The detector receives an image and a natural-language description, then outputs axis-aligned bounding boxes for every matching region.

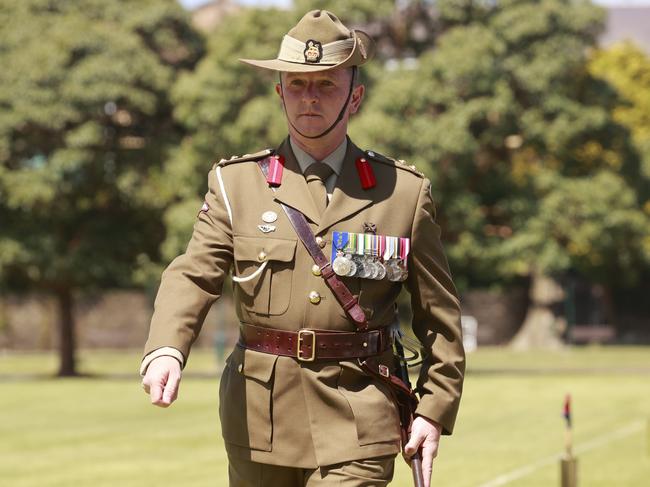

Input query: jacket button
[237,364,243,373]
[257,251,267,262]
[315,236,326,248]
[308,291,321,304]
[311,264,321,276]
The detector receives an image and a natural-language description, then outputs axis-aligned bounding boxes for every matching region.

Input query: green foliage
[2,0,648,305]
[589,41,650,183]
[161,8,292,258]
[352,0,650,289]
[500,170,650,284]
[293,0,395,24]
[0,0,203,291]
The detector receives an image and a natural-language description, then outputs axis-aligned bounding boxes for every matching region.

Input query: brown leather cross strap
[239,323,391,362]
[258,156,369,330]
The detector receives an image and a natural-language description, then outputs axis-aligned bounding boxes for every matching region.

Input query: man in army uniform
[141,10,464,487]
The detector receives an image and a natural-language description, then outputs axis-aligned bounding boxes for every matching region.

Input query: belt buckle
[297,329,316,362]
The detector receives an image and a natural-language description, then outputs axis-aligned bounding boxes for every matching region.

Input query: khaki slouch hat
[240,9,375,72]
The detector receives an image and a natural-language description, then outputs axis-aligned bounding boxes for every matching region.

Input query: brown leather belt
[238,323,392,362]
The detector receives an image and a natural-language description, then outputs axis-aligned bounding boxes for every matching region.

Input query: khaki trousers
[228,454,396,487]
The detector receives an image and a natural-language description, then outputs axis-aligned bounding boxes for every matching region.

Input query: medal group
[331,231,410,281]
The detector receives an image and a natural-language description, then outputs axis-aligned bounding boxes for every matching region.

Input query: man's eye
[319,80,335,87]
[289,79,306,87]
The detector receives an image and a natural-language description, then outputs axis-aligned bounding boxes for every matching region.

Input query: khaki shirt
[142,136,465,468]
[289,136,346,196]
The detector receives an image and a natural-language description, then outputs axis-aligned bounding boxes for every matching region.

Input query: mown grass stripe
[477,421,645,487]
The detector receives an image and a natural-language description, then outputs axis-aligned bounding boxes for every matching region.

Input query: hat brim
[239,30,375,73]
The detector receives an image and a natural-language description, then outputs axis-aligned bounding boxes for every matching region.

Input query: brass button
[257,251,267,262]
[311,264,322,276]
[237,364,243,373]
[315,236,326,248]
[308,291,321,304]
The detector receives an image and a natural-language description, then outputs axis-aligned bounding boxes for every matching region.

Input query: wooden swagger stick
[394,332,425,487]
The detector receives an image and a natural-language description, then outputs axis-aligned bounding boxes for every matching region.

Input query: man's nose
[302,82,319,103]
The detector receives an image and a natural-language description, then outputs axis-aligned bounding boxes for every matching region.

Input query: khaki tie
[304,162,333,214]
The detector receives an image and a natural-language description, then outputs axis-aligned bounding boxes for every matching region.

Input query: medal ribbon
[399,237,410,260]
[347,232,357,254]
[364,233,373,256]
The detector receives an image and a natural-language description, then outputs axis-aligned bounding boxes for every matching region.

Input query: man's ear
[275,82,283,98]
[349,84,365,115]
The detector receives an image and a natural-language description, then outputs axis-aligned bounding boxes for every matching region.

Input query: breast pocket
[233,235,297,315]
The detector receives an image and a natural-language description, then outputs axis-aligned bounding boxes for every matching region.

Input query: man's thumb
[404,431,424,457]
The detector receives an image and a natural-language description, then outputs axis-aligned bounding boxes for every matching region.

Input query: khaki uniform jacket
[143,137,465,468]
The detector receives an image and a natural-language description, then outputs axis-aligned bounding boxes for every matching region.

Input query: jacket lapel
[317,140,373,235]
[272,138,321,225]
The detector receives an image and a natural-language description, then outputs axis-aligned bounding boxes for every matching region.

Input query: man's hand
[403,415,442,487]
[141,356,182,408]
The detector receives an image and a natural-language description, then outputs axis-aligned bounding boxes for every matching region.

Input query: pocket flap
[242,348,279,383]
[234,236,297,263]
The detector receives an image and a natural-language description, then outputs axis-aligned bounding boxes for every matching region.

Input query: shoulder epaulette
[215,148,273,167]
[365,150,424,178]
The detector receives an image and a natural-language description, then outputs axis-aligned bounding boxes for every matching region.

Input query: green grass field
[1,347,649,486]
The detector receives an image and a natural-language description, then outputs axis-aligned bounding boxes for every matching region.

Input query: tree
[350,0,649,343]
[0,0,203,375]
[159,1,649,345]
[589,41,650,203]
[586,40,650,335]
[159,7,292,260]
[293,0,441,58]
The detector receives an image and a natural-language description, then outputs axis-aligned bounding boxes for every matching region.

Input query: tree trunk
[56,287,77,377]
[510,271,565,350]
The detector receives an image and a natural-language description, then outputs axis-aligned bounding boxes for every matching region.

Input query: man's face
[275,68,364,139]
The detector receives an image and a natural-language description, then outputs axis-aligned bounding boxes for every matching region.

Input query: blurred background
[0,1,649,486]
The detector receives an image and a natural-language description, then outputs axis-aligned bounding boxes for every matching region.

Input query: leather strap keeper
[239,323,391,362]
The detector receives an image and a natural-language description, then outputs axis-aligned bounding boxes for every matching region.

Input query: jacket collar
[289,136,347,176]
[272,136,374,235]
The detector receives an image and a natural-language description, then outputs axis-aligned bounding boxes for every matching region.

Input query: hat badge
[304,40,323,63]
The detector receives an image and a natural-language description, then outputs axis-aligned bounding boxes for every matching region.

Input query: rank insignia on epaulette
[330,231,410,281]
